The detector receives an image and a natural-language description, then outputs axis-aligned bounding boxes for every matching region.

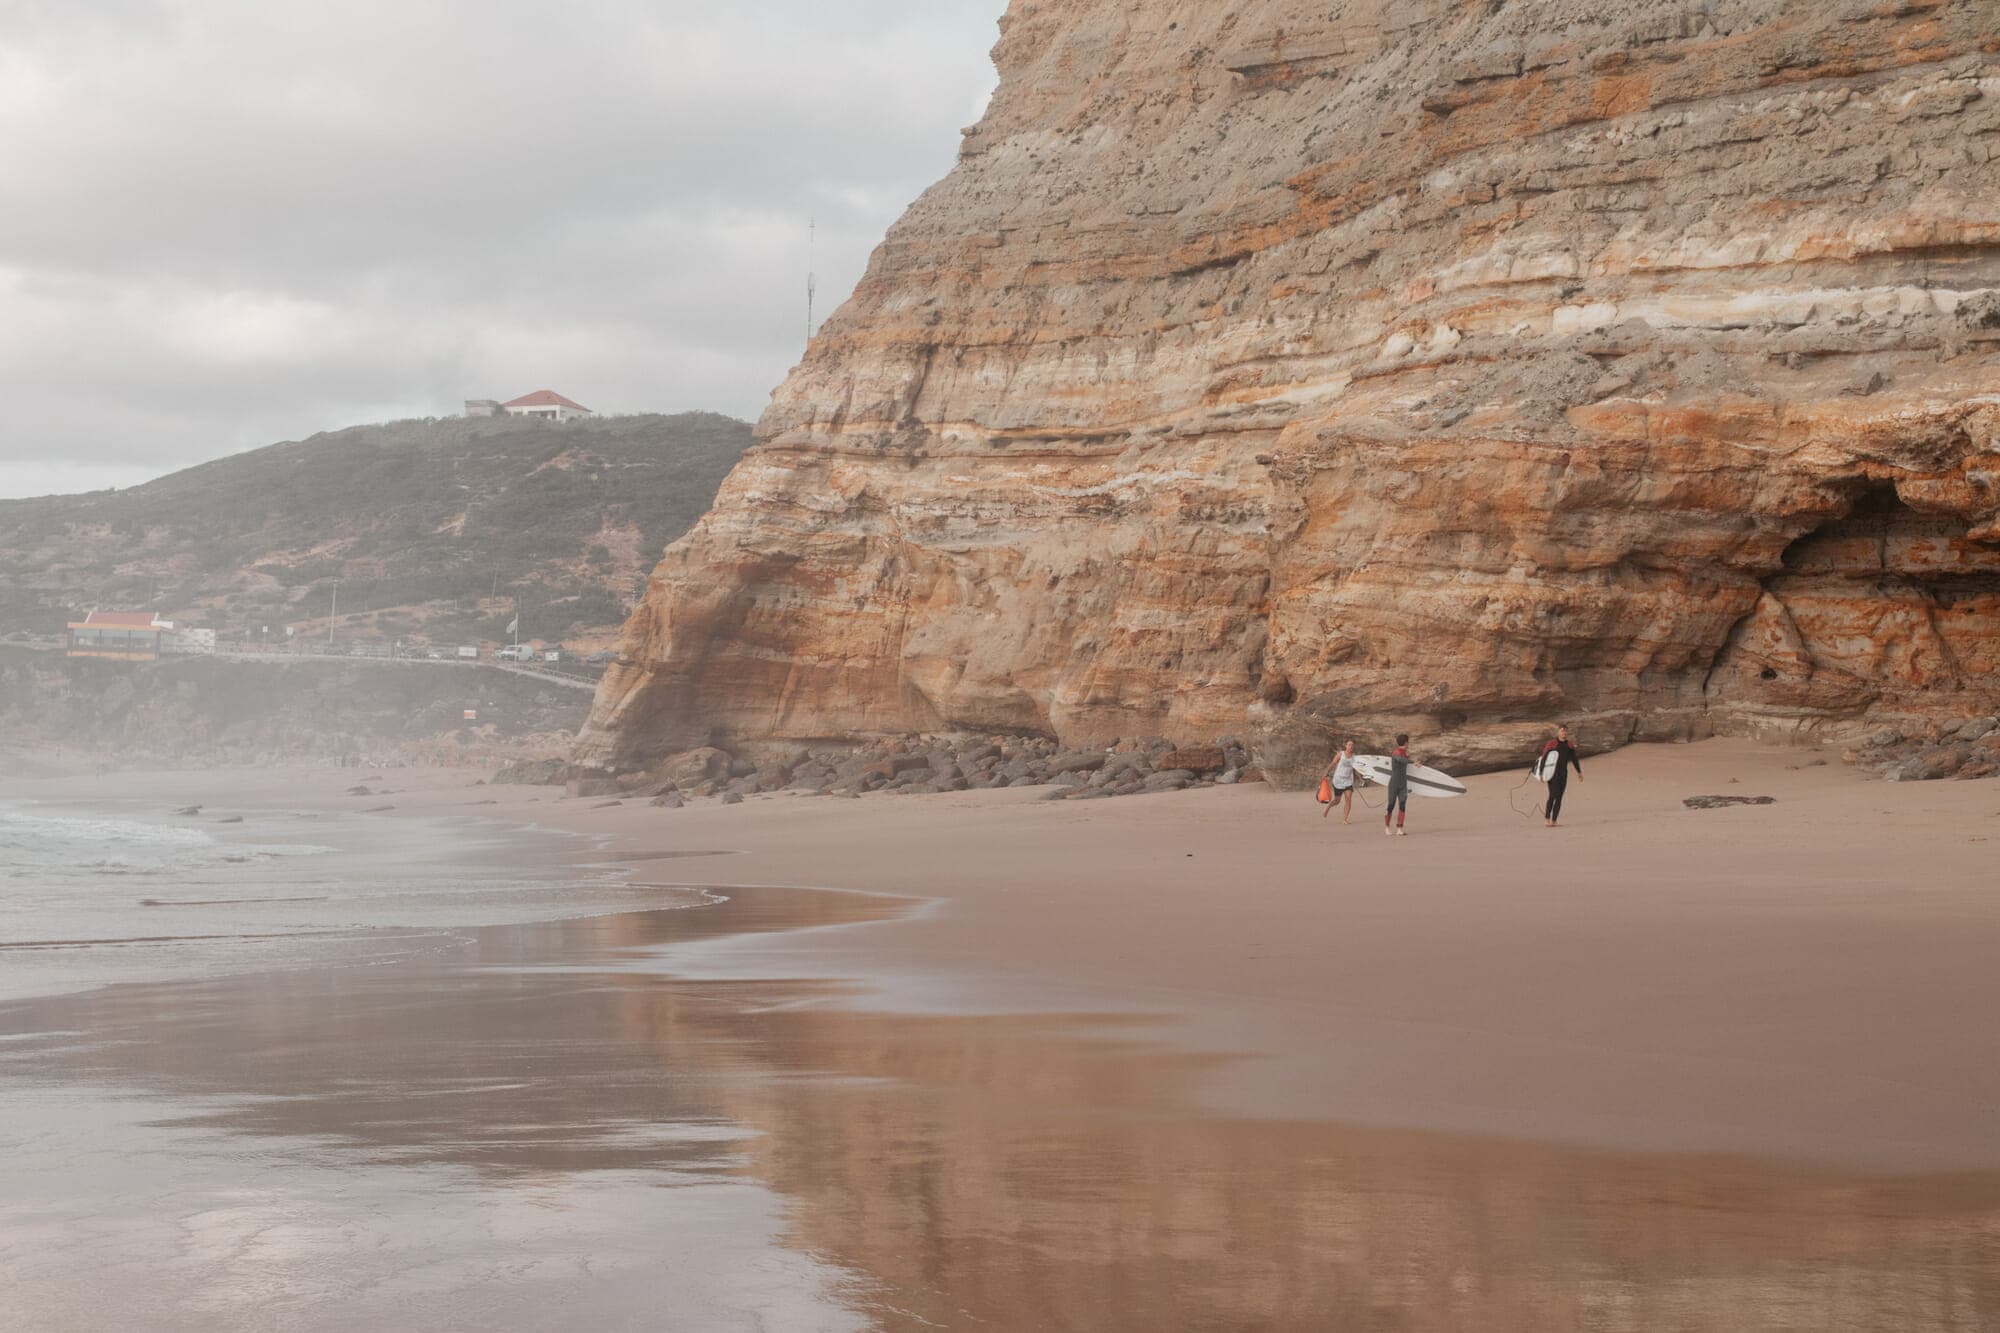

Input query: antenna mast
[806,217,817,345]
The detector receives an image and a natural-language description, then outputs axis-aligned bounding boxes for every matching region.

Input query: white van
[495,645,535,662]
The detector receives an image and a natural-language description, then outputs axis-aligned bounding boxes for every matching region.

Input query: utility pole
[806,217,817,345]
[328,580,338,649]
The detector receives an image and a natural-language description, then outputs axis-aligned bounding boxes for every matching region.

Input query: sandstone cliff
[578,0,2000,775]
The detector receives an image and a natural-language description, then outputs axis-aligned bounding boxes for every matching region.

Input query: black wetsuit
[1539,739,1582,821]
[1385,749,1411,826]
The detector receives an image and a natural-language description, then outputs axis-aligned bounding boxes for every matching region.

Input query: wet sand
[4,740,2000,1329]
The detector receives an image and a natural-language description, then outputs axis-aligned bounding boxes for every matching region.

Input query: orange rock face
[577,0,2000,773]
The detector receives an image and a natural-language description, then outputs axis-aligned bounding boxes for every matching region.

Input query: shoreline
[6,735,2000,1171]
[0,785,697,1002]
[7,740,2000,1327]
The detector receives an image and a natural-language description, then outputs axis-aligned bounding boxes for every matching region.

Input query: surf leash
[1505,770,1542,820]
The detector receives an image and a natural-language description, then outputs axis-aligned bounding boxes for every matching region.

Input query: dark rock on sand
[1682,795,1777,809]
[1886,747,1968,782]
[863,754,932,780]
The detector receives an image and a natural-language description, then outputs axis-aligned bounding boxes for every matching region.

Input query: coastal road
[213,649,604,693]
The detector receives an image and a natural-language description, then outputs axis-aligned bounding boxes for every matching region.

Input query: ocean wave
[0,806,333,879]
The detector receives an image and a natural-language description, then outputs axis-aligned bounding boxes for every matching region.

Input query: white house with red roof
[499,390,594,423]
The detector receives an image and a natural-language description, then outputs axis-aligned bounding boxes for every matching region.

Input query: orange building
[66,611,172,661]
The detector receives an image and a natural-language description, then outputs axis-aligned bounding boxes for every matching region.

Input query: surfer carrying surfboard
[1384,734,1411,837]
[1534,725,1584,827]
[1321,741,1357,823]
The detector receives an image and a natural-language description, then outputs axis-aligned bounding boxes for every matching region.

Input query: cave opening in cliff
[1711,480,2000,720]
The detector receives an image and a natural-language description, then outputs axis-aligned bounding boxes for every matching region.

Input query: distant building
[463,399,501,417]
[501,390,594,422]
[67,611,173,661]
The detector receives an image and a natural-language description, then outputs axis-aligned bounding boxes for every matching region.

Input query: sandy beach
[4,738,1999,1329]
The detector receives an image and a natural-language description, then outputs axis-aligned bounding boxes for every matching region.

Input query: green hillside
[0,412,752,648]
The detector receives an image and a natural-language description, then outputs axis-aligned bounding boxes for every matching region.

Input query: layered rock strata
[578,0,2000,776]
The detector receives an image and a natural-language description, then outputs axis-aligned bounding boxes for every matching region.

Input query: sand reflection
[4,889,1998,1331]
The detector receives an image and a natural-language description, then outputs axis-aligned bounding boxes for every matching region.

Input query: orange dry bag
[1316,777,1332,805]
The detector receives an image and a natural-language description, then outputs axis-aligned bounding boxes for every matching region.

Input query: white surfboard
[1533,749,1560,782]
[1350,753,1467,798]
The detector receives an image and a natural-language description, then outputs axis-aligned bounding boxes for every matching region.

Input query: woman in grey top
[1321,740,1358,825]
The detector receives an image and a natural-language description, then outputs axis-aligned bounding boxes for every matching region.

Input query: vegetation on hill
[0,413,752,647]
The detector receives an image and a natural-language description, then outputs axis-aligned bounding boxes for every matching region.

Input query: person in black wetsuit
[1535,725,1583,827]
[1384,733,1411,837]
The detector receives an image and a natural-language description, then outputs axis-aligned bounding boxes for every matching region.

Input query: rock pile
[492,757,566,786]
[545,735,1262,807]
[1858,717,2000,783]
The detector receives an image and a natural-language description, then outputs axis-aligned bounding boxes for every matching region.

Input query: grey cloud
[0,0,1004,497]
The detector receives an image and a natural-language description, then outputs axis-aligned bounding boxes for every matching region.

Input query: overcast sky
[0,0,1006,498]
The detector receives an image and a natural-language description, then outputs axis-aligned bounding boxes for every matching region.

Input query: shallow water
[4,881,1998,1331]
[0,799,683,1000]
